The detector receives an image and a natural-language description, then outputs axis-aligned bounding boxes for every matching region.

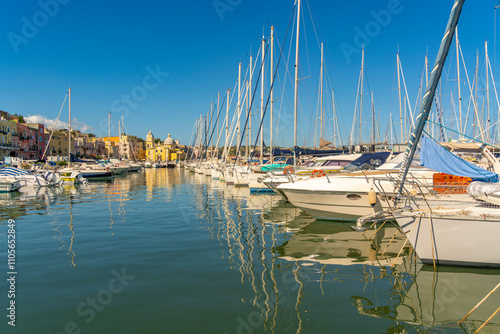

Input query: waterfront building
[44,128,74,158]
[16,122,45,160]
[96,136,119,159]
[0,118,17,159]
[145,131,185,162]
[87,137,107,158]
[119,135,145,161]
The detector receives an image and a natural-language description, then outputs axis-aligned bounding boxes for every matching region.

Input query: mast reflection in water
[1,168,498,333]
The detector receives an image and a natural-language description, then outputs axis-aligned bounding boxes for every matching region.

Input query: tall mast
[397,52,403,143]
[319,42,324,141]
[260,35,265,165]
[371,91,375,144]
[486,41,490,142]
[226,88,230,149]
[118,120,121,160]
[293,0,301,168]
[332,90,338,147]
[397,0,465,195]
[389,113,394,145]
[236,62,242,159]
[108,112,110,160]
[210,101,213,153]
[249,55,253,161]
[246,80,249,159]
[217,91,220,160]
[359,48,365,145]
[474,51,479,139]
[455,27,462,134]
[68,88,72,167]
[270,26,274,163]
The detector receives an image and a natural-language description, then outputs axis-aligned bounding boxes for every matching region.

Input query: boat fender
[368,189,377,207]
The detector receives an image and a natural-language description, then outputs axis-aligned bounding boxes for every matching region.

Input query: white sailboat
[353,0,500,268]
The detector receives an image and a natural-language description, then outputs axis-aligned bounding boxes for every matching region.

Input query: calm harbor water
[1,168,499,333]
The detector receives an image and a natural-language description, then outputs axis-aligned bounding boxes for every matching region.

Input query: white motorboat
[0,167,61,187]
[276,154,435,221]
[128,163,143,172]
[0,176,21,192]
[108,165,129,175]
[56,169,87,185]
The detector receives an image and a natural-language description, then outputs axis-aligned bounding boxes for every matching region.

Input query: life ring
[283,165,294,174]
[311,169,326,178]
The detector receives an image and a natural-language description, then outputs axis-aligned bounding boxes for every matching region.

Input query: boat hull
[280,187,387,221]
[395,212,500,268]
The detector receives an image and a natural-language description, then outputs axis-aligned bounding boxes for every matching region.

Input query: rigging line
[221,79,242,159]
[301,6,312,80]
[274,26,296,146]
[398,58,415,130]
[349,58,363,145]
[459,43,484,139]
[389,54,398,142]
[304,0,322,49]
[42,92,69,159]
[427,119,500,151]
[233,40,270,165]
[322,62,345,145]
[248,3,297,160]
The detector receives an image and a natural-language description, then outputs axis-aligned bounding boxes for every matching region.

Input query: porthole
[346,194,362,200]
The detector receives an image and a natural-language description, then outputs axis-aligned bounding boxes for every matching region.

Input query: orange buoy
[283,165,294,174]
[311,169,326,178]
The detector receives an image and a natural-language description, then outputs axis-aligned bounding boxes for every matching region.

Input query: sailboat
[55,88,87,185]
[353,0,500,268]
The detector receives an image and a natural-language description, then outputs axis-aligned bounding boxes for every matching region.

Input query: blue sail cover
[420,136,498,182]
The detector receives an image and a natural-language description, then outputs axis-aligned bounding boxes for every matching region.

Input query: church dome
[164,134,175,146]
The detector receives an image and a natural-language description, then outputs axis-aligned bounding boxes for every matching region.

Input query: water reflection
[190,172,500,333]
[7,169,499,333]
[276,220,410,267]
[353,263,500,332]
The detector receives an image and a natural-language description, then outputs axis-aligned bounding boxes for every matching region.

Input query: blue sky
[0,0,498,146]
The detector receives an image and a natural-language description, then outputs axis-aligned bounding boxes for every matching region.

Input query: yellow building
[145,131,185,162]
[45,129,71,156]
[96,136,119,159]
[0,119,14,159]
